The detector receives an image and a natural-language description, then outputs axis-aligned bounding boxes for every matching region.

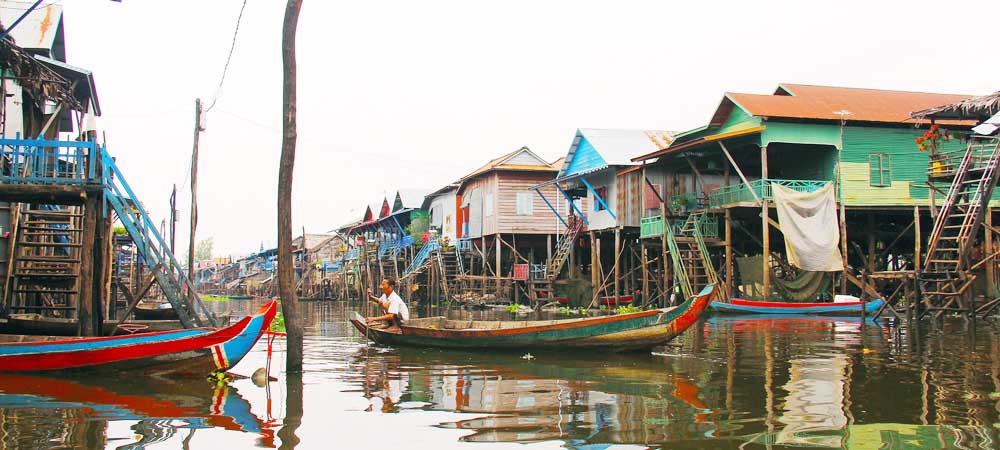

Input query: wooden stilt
[77,196,98,336]
[495,234,501,299]
[986,208,995,298]
[614,228,620,303]
[641,241,649,304]
[725,208,733,299]
[761,146,770,299]
[840,203,848,295]
[660,193,670,305]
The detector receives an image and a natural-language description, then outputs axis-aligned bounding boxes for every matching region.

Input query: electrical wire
[204,0,249,113]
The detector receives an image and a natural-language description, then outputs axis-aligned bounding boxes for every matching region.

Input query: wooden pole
[614,228,620,302]
[77,195,98,336]
[278,0,304,373]
[725,208,733,299]
[188,98,202,294]
[641,241,649,304]
[840,202,848,295]
[590,231,598,298]
[660,194,670,305]
[495,234,501,298]
[170,184,177,256]
[913,205,921,319]
[761,146,770,299]
[719,141,762,205]
[986,208,995,298]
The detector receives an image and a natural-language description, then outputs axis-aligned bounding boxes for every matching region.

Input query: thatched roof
[0,24,83,113]
[911,91,1000,121]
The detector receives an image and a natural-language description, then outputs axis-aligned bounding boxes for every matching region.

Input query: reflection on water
[0,300,998,449]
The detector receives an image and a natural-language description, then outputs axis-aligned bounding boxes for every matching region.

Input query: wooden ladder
[546,215,585,281]
[6,206,84,317]
[920,137,1000,319]
[666,212,718,299]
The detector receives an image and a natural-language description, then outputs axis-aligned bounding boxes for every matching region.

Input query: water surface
[0,300,997,449]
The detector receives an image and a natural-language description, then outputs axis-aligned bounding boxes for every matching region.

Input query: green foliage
[507,303,520,313]
[270,311,286,332]
[556,306,572,315]
[202,295,230,302]
[195,238,214,261]
[112,226,128,235]
[615,305,642,315]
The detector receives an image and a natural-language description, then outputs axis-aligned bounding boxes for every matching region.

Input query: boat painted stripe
[729,299,876,308]
[0,329,212,355]
[212,345,228,369]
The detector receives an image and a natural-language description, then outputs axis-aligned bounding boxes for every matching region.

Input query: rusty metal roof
[461,147,556,180]
[727,84,974,124]
[0,2,63,56]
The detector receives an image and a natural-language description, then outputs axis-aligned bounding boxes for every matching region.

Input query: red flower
[918,145,926,152]
[916,137,925,144]
[930,124,939,131]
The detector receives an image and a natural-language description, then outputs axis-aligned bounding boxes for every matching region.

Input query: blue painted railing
[100,147,215,327]
[401,240,440,279]
[0,137,98,185]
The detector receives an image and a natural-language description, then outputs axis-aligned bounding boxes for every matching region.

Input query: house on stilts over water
[630,83,998,319]
[0,4,215,335]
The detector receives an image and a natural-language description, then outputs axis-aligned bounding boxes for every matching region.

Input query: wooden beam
[761,145,770,298]
[77,196,99,336]
[0,184,96,205]
[719,141,762,205]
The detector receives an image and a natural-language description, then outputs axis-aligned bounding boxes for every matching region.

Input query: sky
[48,0,1000,257]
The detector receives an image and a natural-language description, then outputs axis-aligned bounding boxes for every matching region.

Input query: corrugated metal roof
[556,128,676,179]
[393,188,433,211]
[0,2,62,54]
[726,84,974,124]
[461,147,554,180]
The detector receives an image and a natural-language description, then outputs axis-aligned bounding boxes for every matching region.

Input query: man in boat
[366,278,410,332]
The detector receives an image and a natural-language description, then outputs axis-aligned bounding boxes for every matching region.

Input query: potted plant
[916,124,951,175]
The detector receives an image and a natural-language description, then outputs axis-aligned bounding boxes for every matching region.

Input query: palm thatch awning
[911,91,1000,121]
[0,24,84,114]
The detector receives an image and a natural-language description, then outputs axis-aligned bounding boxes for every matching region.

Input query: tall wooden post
[840,202,848,294]
[761,146,770,299]
[660,195,670,305]
[78,195,99,336]
[495,234,501,298]
[188,98,203,292]
[986,208,995,297]
[278,0,304,373]
[590,231,598,296]
[614,228,620,302]
[725,208,733,299]
[641,241,649,305]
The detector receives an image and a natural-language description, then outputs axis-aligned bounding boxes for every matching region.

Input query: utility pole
[170,183,177,255]
[188,99,203,291]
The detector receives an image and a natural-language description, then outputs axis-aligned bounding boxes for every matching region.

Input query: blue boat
[710,298,885,315]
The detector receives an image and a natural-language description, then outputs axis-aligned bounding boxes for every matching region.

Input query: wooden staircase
[546,215,584,280]
[666,212,718,300]
[435,247,462,300]
[5,206,83,317]
[920,137,1000,319]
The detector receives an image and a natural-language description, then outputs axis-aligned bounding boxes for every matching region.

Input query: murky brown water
[0,299,998,449]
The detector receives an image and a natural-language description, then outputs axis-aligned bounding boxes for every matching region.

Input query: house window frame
[869,153,891,187]
[516,192,534,215]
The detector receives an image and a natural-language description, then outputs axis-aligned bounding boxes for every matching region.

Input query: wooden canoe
[0,300,277,374]
[133,302,180,320]
[351,284,716,351]
[3,314,185,336]
[710,298,885,315]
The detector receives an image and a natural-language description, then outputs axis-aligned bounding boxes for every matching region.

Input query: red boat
[0,300,277,375]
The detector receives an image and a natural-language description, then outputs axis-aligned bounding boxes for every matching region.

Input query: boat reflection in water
[350,346,721,446]
[0,373,277,448]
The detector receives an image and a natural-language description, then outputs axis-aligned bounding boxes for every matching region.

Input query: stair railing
[100,147,215,327]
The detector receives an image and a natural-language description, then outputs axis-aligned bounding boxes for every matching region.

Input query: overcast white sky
[56,0,998,257]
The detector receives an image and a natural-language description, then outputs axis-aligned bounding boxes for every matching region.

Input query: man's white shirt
[380,291,410,321]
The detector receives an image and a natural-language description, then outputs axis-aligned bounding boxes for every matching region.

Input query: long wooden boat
[3,314,186,336]
[351,284,716,351]
[0,300,277,374]
[133,302,180,320]
[710,298,885,315]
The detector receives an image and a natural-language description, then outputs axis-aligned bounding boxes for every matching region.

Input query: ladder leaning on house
[665,212,718,301]
[919,136,1000,319]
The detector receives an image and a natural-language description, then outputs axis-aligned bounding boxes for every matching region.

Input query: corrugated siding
[840,126,965,206]
[460,177,487,238]
[616,171,643,228]
[496,172,563,235]
[565,136,608,177]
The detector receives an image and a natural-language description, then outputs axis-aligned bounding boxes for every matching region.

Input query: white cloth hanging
[772,183,844,272]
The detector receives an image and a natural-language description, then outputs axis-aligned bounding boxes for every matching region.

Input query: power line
[204,0,248,113]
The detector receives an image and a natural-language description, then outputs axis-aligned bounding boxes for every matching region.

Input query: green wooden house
[631,84,977,300]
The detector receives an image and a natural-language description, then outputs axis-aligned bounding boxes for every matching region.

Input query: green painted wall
[763,122,841,149]
[717,106,762,135]
[839,126,968,207]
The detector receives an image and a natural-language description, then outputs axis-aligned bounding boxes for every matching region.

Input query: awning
[631,125,766,162]
[33,55,100,116]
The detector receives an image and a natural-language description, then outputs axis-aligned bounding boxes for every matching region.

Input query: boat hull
[351,285,716,351]
[710,298,885,315]
[0,300,277,374]
[3,314,185,336]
